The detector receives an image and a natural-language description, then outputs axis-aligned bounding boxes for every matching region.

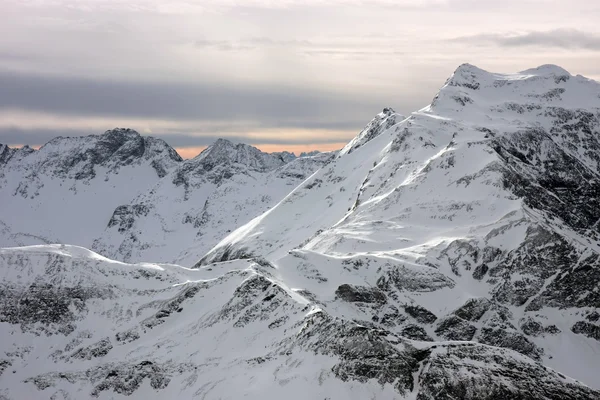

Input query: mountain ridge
[199,63,600,390]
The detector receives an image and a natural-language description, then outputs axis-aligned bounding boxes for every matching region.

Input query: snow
[1,64,600,398]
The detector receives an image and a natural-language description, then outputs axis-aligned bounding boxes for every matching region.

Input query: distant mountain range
[0,130,332,265]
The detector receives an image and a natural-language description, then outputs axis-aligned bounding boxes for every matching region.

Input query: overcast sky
[2,0,600,157]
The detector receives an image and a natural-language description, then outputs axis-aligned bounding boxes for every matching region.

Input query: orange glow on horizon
[7,144,42,150]
[8,143,345,160]
[175,146,208,159]
[174,142,345,159]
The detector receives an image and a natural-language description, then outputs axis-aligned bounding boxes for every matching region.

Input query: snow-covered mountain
[91,139,335,265]
[200,64,600,392]
[0,128,182,248]
[0,132,331,266]
[1,64,600,399]
[1,243,597,399]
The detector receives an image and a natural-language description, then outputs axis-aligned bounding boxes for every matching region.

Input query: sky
[1,0,600,158]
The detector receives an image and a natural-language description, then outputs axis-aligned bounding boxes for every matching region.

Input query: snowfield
[1,64,600,399]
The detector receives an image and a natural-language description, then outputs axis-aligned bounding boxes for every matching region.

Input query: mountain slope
[0,128,182,248]
[0,133,331,266]
[91,139,334,265]
[200,64,600,388]
[0,244,596,399]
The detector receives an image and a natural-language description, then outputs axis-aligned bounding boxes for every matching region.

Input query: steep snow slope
[0,128,182,247]
[201,64,600,388]
[91,139,334,265]
[0,245,597,399]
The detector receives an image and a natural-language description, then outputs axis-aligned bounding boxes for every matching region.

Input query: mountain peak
[444,63,490,91]
[520,64,571,76]
[271,150,297,163]
[2,128,181,182]
[338,107,404,157]
[193,138,286,173]
[211,137,235,148]
[103,127,140,137]
[0,143,17,166]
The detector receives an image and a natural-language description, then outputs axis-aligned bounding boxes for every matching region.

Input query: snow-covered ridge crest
[194,137,286,172]
[13,127,183,180]
[338,107,405,157]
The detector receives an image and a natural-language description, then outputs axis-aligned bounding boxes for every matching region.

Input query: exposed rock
[435,316,477,341]
[401,324,434,341]
[453,298,491,321]
[404,304,437,324]
[335,284,387,304]
[571,321,600,341]
[70,338,113,360]
[479,327,543,360]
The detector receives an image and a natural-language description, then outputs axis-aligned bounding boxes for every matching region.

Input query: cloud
[192,36,406,57]
[0,126,354,148]
[193,39,256,51]
[0,70,383,126]
[450,29,600,51]
[174,142,345,159]
[12,0,446,14]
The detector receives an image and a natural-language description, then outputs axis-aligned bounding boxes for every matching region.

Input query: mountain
[0,243,597,399]
[0,64,599,399]
[200,64,600,390]
[91,139,335,265]
[0,132,331,266]
[0,128,182,248]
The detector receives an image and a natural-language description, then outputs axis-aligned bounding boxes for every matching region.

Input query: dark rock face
[0,144,16,167]
[26,361,176,397]
[472,263,489,280]
[70,338,113,360]
[404,304,437,324]
[435,316,477,341]
[0,359,11,377]
[0,282,103,335]
[521,317,544,336]
[453,298,491,321]
[335,284,387,304]
[587,311,600,322]
[416,344,598,400]
[140,283,204,330]
[571,321,600,341]
[288,311,426,396]
[204,273,296,329]
[341,108,400,155]
[377,265,455,292]
[493,121,600,238]
[479,327,543,360]
[520,317,561,337]
[91,361,171,397]
[529,254,600,310]
[34,129,182,181]
[107,204,150,232]
[286,308,599,399]
[401,324,433,341]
